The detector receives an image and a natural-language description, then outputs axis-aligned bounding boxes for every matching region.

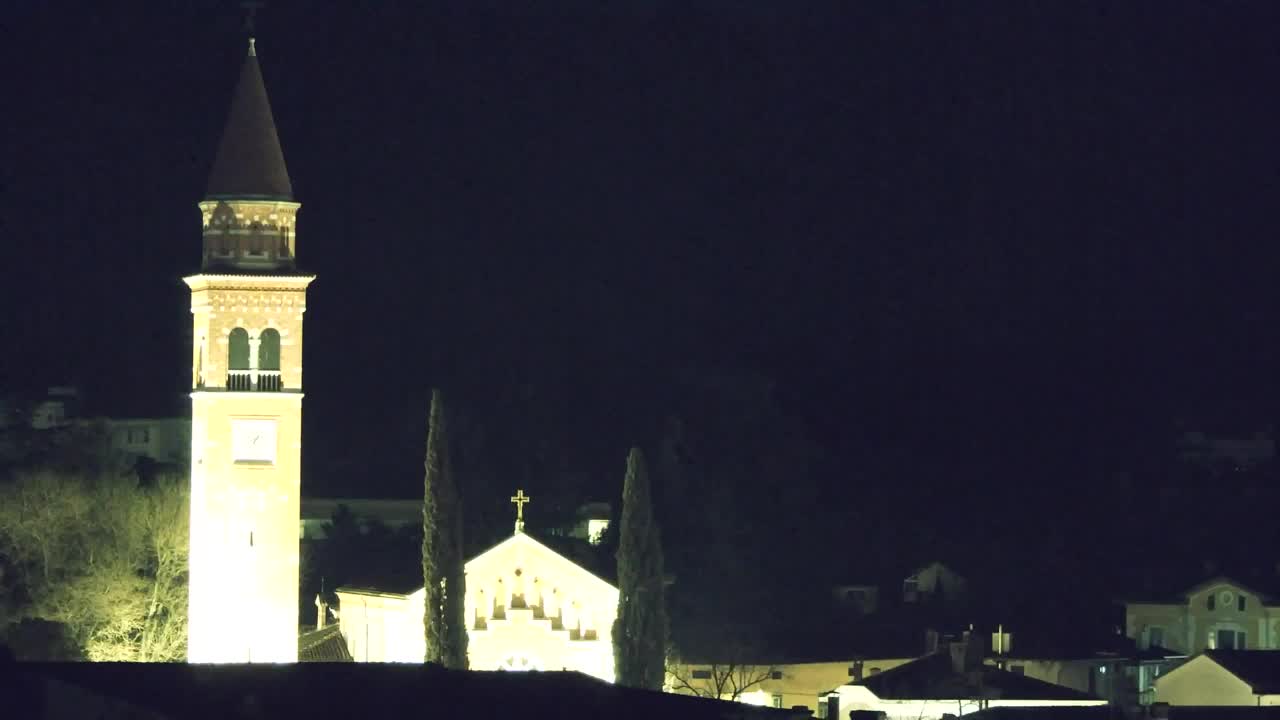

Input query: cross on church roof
[510,489,531,534]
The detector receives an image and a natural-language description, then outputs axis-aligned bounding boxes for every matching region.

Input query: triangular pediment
[466,532,617,596]
[386,533,616,602]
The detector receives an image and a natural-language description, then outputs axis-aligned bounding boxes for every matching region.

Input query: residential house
[28,386,81,429]
[567,501,611,546]
[299,498,421,540]
[831,560,971,620]
[106,417,191,468]
[903,562,969,606]
[833,585,881,616]
[822,648,1106,720]
[669,614,939,713]
[984,625,1187,709]
[1154,649,1280,706]
[670,656,917,714]
[1125,576,1280,655]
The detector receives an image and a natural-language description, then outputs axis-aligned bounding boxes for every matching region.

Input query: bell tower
[185,37,314,663]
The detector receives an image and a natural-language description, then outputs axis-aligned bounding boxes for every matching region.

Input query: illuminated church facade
[336,495,619,681]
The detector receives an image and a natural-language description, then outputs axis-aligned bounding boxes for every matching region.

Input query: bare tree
[0,469,188,661]
[666,648,779,703]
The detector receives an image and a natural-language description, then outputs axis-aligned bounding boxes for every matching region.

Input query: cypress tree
[613,446,668,689]
[440,414,468,669]
[422,389,467,668]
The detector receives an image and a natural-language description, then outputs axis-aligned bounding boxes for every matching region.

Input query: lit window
[587,518,610,545]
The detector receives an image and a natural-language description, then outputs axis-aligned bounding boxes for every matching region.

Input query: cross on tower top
[242,1,264,35]
[510,489,531,534]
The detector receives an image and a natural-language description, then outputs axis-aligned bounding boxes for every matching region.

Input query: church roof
[468,531,618,595]
[339,530,617,599]
[298,625,352,663]
[206,39,293,201]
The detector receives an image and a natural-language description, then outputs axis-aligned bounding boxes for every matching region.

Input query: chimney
[964,631,986,672]
[949,641,968,674]
[924,628,940,654]
[315,593,328,630]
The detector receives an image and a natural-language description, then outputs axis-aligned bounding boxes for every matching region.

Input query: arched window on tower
[277,226,292,259]
[248,224,264,255]
[257,328,281,391]
[210,203,237,257]
[227,328,250,390]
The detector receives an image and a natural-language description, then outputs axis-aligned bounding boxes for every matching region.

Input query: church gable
[333,507,619,679]
[462,532,619,680]
[467,532,617,598]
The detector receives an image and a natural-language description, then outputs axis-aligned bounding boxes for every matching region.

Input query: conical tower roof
[206,38,293,201]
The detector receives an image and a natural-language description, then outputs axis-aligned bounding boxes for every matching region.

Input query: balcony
[226,369,283,392]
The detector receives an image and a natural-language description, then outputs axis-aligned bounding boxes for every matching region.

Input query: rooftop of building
[850,650,1101,701]
[14,662,808,720]
[1200,649,1280,695]
[297,624,351,663]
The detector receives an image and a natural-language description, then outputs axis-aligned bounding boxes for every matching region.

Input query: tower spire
[199,11,299,272]
[207,3,290,201]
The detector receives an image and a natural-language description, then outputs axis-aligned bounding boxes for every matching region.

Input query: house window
[771,695,783,708]
[127,427,151,444]
[903,579,919,601]
[1214,629,1246,649]
[1208,594,1216,611]
[816,700,828,719]
[1148,626,1165,649]
[691,669,711,680]
[770,670,783,680]
[1238,595,1247,611]
[1010,665,1026,675]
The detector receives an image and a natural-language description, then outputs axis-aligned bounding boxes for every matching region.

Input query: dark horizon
[4,0,1277,536]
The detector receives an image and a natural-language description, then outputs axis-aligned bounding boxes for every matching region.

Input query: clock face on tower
[231,419,278,464]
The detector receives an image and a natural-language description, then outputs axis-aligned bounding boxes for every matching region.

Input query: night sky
[4,1,1277,539]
